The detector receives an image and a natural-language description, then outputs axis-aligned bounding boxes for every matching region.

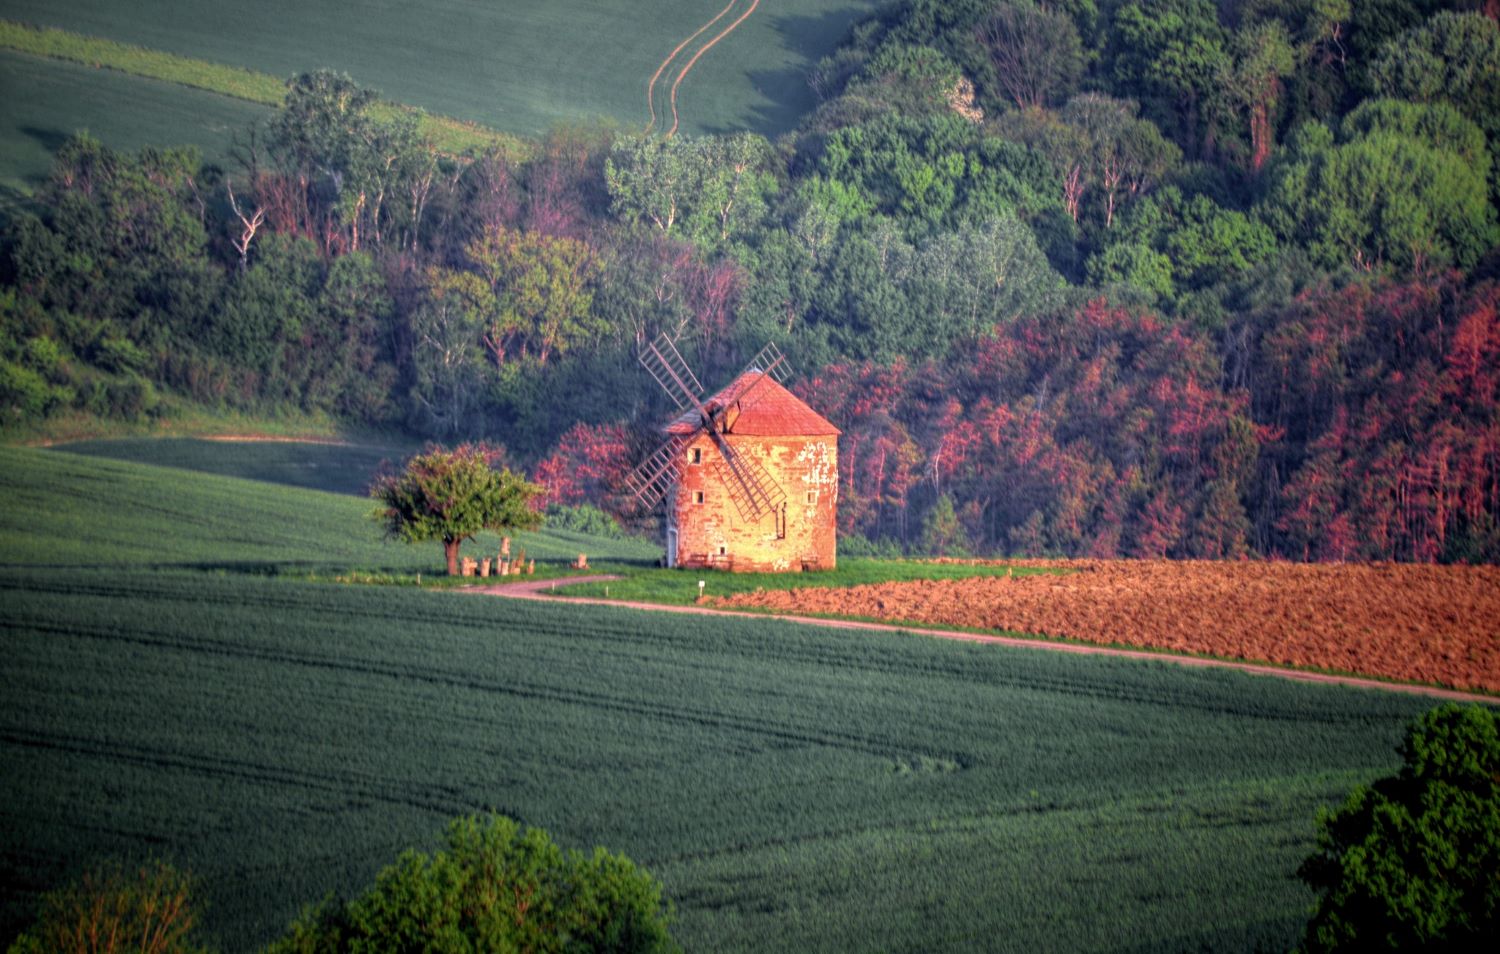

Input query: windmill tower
[624,335,840,572]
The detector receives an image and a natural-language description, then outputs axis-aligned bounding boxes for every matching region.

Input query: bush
[918,493,970,557]
[1298,704,1500,951]
[0,358,73,422]
[268,813,679,953]
[836,533,905,558]
[82,374,161,420]
[545,503,626,539]
[7,860,205,954]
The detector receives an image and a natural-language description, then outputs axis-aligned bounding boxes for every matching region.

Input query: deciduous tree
[1226,19,1296,171]
[267,814,679,953]
[464,224,602,366]
[1056,94,1181,229]
[369,443,542,575]
[1370,11,1500,143]
[975,1,1085,111]
[1109,0,1230,157]
[1298,704,1500,951]
[1258,105,1498,272]
[606,133,775,249]
[8,861,202,954]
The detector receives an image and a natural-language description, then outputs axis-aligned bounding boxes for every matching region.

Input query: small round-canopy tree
[267,814,679,953]
[1298,703,1500,951]
[370,443,542,575]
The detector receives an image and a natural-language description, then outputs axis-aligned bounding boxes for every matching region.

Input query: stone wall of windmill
[625,334,841,572]
[670,429,838,572]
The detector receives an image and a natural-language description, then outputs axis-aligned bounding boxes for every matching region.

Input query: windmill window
[806,491,818,504]
[775,503,787,539]
[692,491,705,504]
[689,447,702,464]
[718,545,727,555]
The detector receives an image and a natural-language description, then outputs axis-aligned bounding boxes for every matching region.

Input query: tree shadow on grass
[701,4,875,138]
[21,124,73,154]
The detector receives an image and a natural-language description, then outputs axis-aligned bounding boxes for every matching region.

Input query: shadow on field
[21,124,72,154]
[709,5,872,136]
[52,438,411,497]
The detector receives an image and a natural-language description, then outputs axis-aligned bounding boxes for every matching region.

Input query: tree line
[2,0,1498,561]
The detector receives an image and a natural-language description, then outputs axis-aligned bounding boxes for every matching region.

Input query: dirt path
[463,575,1497,704]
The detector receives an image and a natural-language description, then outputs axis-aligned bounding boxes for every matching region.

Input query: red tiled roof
[665,371,841,437]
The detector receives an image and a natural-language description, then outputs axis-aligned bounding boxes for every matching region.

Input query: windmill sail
[628,335,799,520]
[638,334,706,415]
[622,435,687,509]
[710,445,785,520]
[718,342,792,416]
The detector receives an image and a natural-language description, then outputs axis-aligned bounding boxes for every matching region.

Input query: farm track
[645,1,736,136]
[469,571,1500,704]
[644,0,759,137]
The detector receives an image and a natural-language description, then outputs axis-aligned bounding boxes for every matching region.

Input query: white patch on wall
[796,441,837,489]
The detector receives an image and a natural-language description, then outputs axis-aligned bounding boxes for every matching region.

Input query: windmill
[623,334,841,572]
[625,335,792,519]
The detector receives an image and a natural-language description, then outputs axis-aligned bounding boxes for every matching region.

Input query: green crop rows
[0,565,1438,951]
[0,20,530,161]
[0,0,876,199]
[0,445,1453,950]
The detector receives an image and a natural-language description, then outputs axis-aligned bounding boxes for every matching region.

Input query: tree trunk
[444,537,461,576]
[1250,101,1272,173]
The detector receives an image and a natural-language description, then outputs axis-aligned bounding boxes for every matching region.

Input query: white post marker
[698,579,706,599]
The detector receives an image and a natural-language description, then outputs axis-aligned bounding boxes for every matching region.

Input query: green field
[54,437,421,497]
[0,445,657,571]
[1,0,880,138]
[0,48,270,206]
[1,565,1438,952]
[0,443,1463,951]
[558,559,1060,605]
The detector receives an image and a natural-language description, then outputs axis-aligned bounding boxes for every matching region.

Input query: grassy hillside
[0,48,270,205]
[2,0,880,138]
[0,443,1457,951]
[54,437,418,497]
[0,445,657,570]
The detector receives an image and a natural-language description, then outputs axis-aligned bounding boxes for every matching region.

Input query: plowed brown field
[713,561,1500,693]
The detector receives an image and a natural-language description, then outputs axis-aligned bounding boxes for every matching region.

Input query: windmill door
[666,528,678,568]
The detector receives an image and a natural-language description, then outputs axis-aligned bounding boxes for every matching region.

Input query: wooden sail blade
[747,340,792,383]
[709,434,785,520]
[622,435,689,510]
[638,333,707,415]
[719,342,793,416]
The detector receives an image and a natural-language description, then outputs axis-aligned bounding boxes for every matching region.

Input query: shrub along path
[466,570,1499,704]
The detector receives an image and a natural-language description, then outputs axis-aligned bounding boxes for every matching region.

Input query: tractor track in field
[645,0,760,137]
[645,1,736,136]
[463,575,1499,705]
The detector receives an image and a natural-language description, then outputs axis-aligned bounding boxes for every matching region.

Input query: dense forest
[3,0,1498,561]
